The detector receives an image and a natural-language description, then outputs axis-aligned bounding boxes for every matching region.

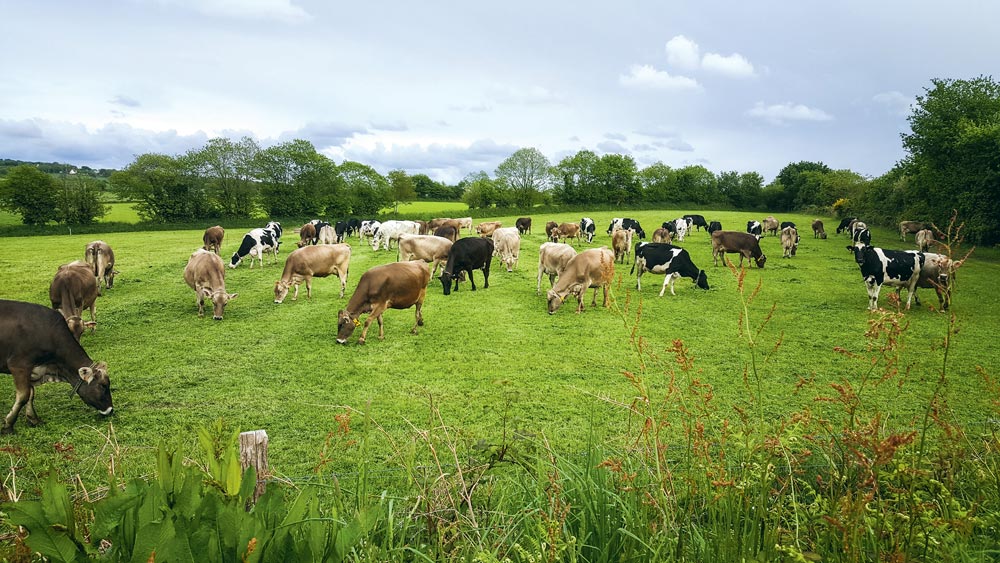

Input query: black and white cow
[334,221,349,243]
[607,218,646,239]
[836,217,858,235]
[780,221,796,230]
[683,214,709,231]
[631,242,709,297]
[307,220,331,245]
[850,228,872,249]
[847,245,924,310]
[264,221,282,247]
[747,220,763,238]
[230,228,279,269]
[661,221,677,234]
[580,217,596,243]
[707,221,723,234]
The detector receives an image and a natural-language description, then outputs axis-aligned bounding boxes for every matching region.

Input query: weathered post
[239,430,269,502]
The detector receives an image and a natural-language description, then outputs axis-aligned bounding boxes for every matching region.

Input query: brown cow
[84,240,117,294]
[711,231,767,268]
[780,226,799,258]
[274,244,351,303]
[317,224,336,245]
[551,222,582,246]
[433,225,458,242]
[612,228,633,264]
[203,225,225,255]
[476,221,502,237]
[899,220,927,241]
[545,221,559,241]
[398,234,453,278]
[811,219,825,239]
[762,216,779,236]
[184,249,238,320]
[336,261,431,344]
[297,222,318,248]
[537,242,577,293]
[547,247,615,314]
[652,228,672,243]
[50,261,99,340]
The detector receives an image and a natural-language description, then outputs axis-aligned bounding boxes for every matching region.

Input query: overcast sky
[1,0,997,183]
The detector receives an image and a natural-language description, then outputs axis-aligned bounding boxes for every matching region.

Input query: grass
[0,209,996,502]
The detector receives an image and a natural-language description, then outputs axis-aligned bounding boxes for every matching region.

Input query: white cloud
[277,122,367,148]
[665,35,701,70]
[604,132,627,141]
[596,140,629,154]
[872,90,913,116]
[489,85,567,106]
[146,0,311,23]
[333,138,519,183]
[701,52,756,78]
[655,138,695,152]
[619,64,700,91]
[110,95,142,108]
[747,102,833,124]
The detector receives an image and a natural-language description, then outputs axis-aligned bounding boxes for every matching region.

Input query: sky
[1,0,997,184]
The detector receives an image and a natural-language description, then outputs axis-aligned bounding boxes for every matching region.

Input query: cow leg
[636,270,643,291]
[23,386,41,427]
[536,265,543,293]
[196,293,205,317]
[659,275,670,297]
[339,274,347,298]
[468,268,477,291]
[88,301,96,323]
[602,283,610,307]
[866,278,881,311]
[412,300,425,334]
[482,261,491,289]
[2,369,32,434]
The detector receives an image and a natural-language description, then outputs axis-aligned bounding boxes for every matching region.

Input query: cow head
[76,362,113,416]
[229,253,242,268]
[336,310,359,343]
[696,270,710,290]
[439,271,455,295]
[204,288,238,320]
[546,289,566,314]
[848,245,868,265]
[754,254,767,269]
[274,281,291,303]
[66,316,97,341]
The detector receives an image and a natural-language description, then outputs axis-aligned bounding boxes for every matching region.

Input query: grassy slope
[0,210,996,493]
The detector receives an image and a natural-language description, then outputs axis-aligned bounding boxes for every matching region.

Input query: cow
[297,222,317,248]
[440,237,493,295]
[346,218,361,237]
[50,261,99,340]
[683,214,709,231]
[398,234,453,278]
[608,218,646,239]
[673,218,688,242]
[546,247,615,314]
[836,217,858,235]
[781,226,799,258]
[580,217,596,243]
[631,242,709,297]
[203,225,225,255]
[916,229,934,252]
[851,227,872,249]
[900,220,928,241]
[652,228,672,243]
[84,240,117,294]
[707,221,723,234]
[847,245,923,311]
[414,220,429,235]
[334,221,349,243]
[434,225,459,242]
[850,221,868,239]
[476,221,503,237]
[185,249,238,319]
[457,217,474,234]
[515,217,532,235]
[492,227,521,272]
[536,242,577,293]
[712,231,767,268]
[746,221,762,238]
[612,228,634,264]
[545,221,559,241]
[371,220,421,251]
[762,216,779,236]
[230,228,279,269]
[0,300,114,434]
[661,221,677,234]
[308,220,332,244]
[318,224,337,245]
[896,252,962,311]
[264,221,283,257]
[780,221,796,230]
[274,244,351,303]
[551,222,582,246]
[812,219,825,239]
[359,220,381,244]
[336,261,431,345]
[427,218,450,231]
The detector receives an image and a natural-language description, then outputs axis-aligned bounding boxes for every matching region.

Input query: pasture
[0,210,997,495]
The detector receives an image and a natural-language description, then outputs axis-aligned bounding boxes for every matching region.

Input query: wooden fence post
[239,430,269,502]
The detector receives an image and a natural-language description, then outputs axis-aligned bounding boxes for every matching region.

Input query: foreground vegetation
[0,208,998,560]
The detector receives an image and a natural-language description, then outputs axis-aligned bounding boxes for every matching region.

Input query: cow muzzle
[99,406,114,416]
[336,338,347,345]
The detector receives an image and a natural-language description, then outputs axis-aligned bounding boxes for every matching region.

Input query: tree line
[1,77,997,244]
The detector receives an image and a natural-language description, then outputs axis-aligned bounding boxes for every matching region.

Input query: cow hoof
[358,339,366,345]
[0,426,13,435]
[411,328,419,335]
[26,418,42,427]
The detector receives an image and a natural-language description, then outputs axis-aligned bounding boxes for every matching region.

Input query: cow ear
[79,366,95,384]
[228,293,239,300]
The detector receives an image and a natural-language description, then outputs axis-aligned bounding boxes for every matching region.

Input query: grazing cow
[652,227,672,243]
[334,221,349,243]
[318,225,336,245]
[837,217,858,235]
[429,218,462,235]
[297,222,318,248]
[185,249,238,319]
[536,242,577,293]
[50,261,99,340]
[618,218,646,239]
[413,220,429,235]
[897,253,962,311]
[0,300,113,434]
[551,222,582,246]
[359,220,381,244]
[274,244,351,303]
[611,228,634,264]
[707,221,723,234]
[712,231,767,268]
[580,217,596,243]
[426,218,449,231]
[916,229,934,252]
[746,220,762,238]
[346,218,361,237]
[336,261,431,345]
[434,225,458,242]
[762,216,779,236]
[780,221,796,230]
[203,225,225,255]
[673,218,688,242]
[812,219,825,239]
[371,220,421,251]
[440,237,493,295]
[546,247,615,314]
[264,221,283,256]
[475,221,503,237]
[398,234,453,278]
[457,217,474,234]
[84,240,117,294]
[632,242,709,296]
[545,221,559,241]
[308,220,332,244]
[900,220,928,241]
[660,221,677,234]
[516,217,532,235]
[847,245,923,310]
[492,227,521,272]
[851,227,872,249]
[683,214,709,231]
[781,226,799,258]
[230,228,278,268]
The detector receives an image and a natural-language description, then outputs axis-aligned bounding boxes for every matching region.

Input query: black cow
[683,214,709,231]
[334,221,349,243]
[0,300,114,433]
[439,237,494,295]
[515,217,532,235]
[836,217,857,235]
[780,221,796,230]
[707,221,723,234]
[580,217,596,243]
[847,246,924,310]
[631,243,709,297]
[747,220,763,238]
[347,219,361,237]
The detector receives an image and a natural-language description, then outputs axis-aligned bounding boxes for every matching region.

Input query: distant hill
[0,158,116,178]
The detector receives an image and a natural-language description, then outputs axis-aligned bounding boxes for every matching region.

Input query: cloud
[369,120,408,132]
[110,95,141,108]
[653,138,695,152]
[146,0,311,23]
[701,52,755,78]
[596,140,629,154]
[632,143,655,152]
[634,126,679,139]
[604,132,627,141]
[336,138,519,183]
[665,35,701,70]
[619,64,700,91]
[634,127,694,151]
[872,90,913,116]
[277,122,366,148]
[489,85,567,106]
[747,102,833,124]
[568,135,580,142]
[449,103,492,113]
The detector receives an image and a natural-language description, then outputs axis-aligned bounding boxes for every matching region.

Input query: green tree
[595,154,640,205]
[639,162,676,202]
[55,175,108,225]
[774,161,832,210]
[0,165,58,224]
[110,154,209,221]
[189,136,260,217]
[255,140,339,217]
[338,161,390,216]
[495,147,553,208]
[674,165,719,204]
[554,150,601,204]
[460,171,506,209]
[387,169,417,214]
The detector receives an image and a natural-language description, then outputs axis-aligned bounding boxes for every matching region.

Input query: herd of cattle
[0,211,965,433]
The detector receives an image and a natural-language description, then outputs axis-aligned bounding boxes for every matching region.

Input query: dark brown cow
[811,219,825,239]
[336,261,431,344]
[203,225,225,255]
[433,225,458,242]
[516,217,532,234]
[551,222,582,246]
[274,244,351,303]
[184,249,238,320]
[84,240,117,294]
[545,221,559,241]
[50,261,99,340]
[297,222,318,248]
[711,231,767,268]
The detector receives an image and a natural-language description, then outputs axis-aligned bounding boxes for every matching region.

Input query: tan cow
[546,247,615,314]
[652,228,672,243]
[900,220,927,241]
[336,261,431,344]
[274,244,351,303]
[184,249,238,320]
[551,222,582,246]
[915,228,934,252]
[203,225,225,255]
[491,227,521,272]
[457,217,474,233]
[398,234,453,278]
[780,226,799,258]
[297,222,317,248]
[84,240,117,294]
[536,242,577,293]
[317,224,336,245]
[50,261,99,340]
[762,216,779,236]
[811,219,825,239]
[712,231,767,268]
[612,228,634,264]
[476,221,503,237]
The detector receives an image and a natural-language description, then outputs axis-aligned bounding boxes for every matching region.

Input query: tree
[255,140,338,217]
[774,161,832,210]
[188,136,260,218]
[674,165,719,204]
[594,154,640,205]
[0,165,58,224]
[554,150,601,204]
[387,169,417,214]
[495,148,553,208]
[639,162,676,202]
[110,154,209,221]
[338,161,389,216]
[55,175,108,225]
[460,171,506,209]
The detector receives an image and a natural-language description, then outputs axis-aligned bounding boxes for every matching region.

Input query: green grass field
[1,209,997,495]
